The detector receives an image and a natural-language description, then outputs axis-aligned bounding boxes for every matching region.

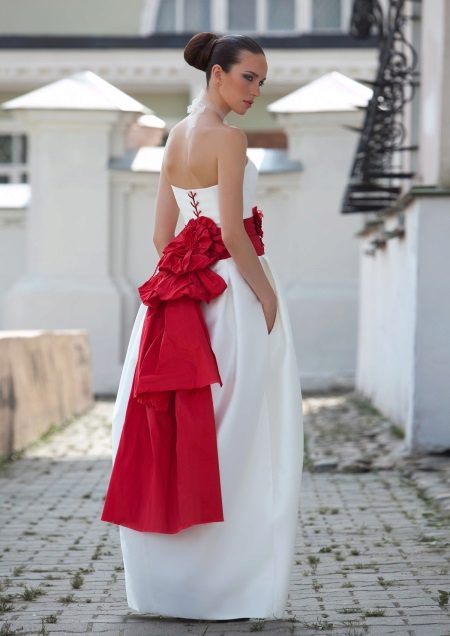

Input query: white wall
[356,211,417,430]
[0,0,143,35]
[357,197,450,451]
[109,171,160,363]
[412,196,450,450]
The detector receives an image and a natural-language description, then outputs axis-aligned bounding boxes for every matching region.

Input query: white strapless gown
[110,157,304,620]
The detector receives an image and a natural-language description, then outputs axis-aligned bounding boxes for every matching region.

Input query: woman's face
[213,50,268,115]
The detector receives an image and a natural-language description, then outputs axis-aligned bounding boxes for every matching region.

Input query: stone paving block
[362,629,412,635]
[362,616,411,626]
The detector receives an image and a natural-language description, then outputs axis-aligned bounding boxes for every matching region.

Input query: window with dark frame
[153,0,347,34]
[0,134,28,183]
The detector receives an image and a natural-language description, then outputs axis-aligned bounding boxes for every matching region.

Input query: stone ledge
[0,329,94,457]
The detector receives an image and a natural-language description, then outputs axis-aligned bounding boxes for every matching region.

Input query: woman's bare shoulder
[218,123,247,141]
[214,124,248,157]
[165,120,183,141]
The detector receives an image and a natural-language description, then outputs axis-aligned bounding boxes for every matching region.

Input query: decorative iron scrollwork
[342,0,420,215]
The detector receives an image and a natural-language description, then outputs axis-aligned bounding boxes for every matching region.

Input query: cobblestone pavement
[1,392,450,635]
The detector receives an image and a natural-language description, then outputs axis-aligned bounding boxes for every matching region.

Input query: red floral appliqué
[252,205,264,237]
[138,215,229,309]
[251,205,264,249]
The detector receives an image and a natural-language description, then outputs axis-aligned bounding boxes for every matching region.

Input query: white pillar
[1,71,152,393]
[3,107,122,393]
[268,107,366,389]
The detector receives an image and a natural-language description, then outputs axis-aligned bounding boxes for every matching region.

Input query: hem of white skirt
[126,603,290,621]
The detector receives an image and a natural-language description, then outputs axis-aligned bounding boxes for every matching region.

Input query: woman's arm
[152,160,180,258]
[217,127,277,328]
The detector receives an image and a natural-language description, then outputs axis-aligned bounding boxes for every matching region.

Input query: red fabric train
[101,205,265,534]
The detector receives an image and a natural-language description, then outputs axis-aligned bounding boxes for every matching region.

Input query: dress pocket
[267,304,278,336]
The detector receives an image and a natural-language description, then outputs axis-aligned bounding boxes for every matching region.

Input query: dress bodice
[171,157,258,226]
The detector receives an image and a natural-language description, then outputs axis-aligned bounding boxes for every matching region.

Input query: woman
[101,31,304,621]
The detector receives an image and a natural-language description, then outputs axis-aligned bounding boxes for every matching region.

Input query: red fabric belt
[101,206,265,534]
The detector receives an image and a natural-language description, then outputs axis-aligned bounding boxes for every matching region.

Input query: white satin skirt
[110,254,304,620]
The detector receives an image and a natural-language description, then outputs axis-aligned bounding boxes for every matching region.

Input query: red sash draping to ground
[101,206,264,534]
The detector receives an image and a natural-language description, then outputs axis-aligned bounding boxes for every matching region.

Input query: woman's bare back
[163,115,247,190]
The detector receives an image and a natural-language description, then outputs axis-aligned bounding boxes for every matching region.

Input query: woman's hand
[261,291,278,335]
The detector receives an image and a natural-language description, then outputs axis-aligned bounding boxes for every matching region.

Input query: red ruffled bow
[101,206,264,534]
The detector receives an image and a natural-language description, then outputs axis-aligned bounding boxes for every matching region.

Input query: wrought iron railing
[341,0,420,215]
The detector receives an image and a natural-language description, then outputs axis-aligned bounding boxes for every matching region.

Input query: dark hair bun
[184,32,218,72]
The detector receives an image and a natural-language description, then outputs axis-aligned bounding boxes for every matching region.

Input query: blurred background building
[5,1,448,456]
[0,0,380,397]
[0,0,379,174]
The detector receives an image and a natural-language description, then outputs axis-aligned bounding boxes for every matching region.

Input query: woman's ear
[211,63,222,87]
